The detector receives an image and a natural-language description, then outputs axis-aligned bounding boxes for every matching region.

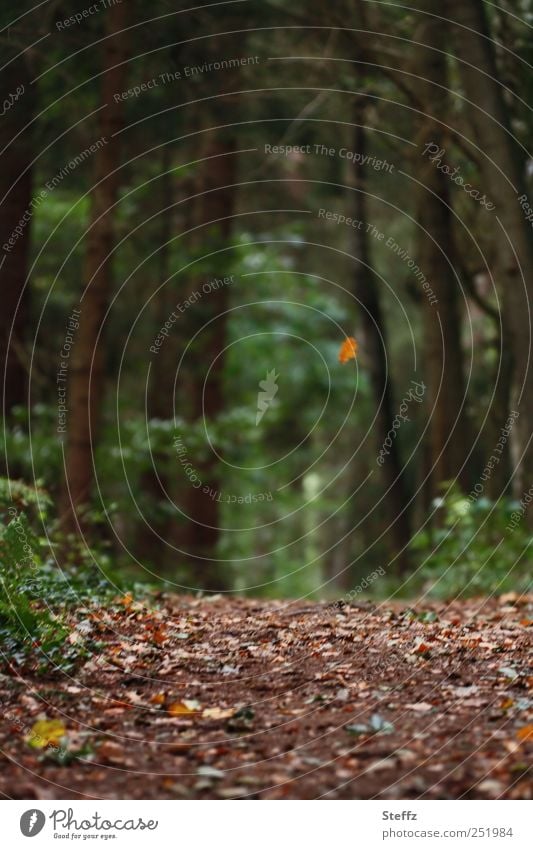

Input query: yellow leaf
[168,699,201,716]
[26,719,66,749]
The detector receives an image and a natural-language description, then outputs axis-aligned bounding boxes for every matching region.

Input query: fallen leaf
[202,707,235,720]
[98,741,132,766]
[26,719,66,749]
[499,666,519,680]
[168,699,201,716]
[152,628,168,645]
[197,765,224,779]
[516,725,533,743]
[406,702,433,713]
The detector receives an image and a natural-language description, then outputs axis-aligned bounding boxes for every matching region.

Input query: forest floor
[0,593,532,800]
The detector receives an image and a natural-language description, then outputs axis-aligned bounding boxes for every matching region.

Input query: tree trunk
[448,0,533,512]
[414,4,470,500]
[0,56,33,429]
[62,3,127,529]
[135,148,177,566]
[181,139,236,590]
[348,101,411,574]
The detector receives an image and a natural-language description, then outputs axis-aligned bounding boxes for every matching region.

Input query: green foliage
[410,487,533,598]
[0,478,121,672]
[0,478,69,667]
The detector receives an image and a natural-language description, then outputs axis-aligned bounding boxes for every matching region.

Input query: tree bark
[62,3,127,529]
[348,100,412,574]
[414,3,470,500]
[135,147,177,566]
[448,0,533,511]
[181,139,236,590]
[0,56,33,427]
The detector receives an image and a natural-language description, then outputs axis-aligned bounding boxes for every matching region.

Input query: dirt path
[0,594,531,799]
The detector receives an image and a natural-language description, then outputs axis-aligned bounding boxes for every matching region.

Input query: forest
[0,0,532,804]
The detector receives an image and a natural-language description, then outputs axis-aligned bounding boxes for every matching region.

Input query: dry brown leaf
[516,724,533,743]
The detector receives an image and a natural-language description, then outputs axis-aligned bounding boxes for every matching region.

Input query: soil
[0,593,531,800]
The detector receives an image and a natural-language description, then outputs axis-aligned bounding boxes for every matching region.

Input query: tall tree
[0,53,33,431]
[448,0,533,513]
[414,2,470,500]
[62,2,128,529]
[180,136,236,589]
[348,98,412,573]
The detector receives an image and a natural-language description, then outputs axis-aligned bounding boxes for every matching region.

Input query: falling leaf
[516,725,533,743]
[26,719,66,749]
[168,699,201,716]
[338,336,358,364]
[150,693,166,705]
[120,593,133,607]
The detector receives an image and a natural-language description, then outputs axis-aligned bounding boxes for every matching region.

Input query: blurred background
[1,0,533,605]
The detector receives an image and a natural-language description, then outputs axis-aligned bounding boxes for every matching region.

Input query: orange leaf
[338,336,358,364]
[516,724,533,742]
[168,699,201,716]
